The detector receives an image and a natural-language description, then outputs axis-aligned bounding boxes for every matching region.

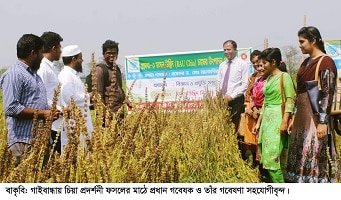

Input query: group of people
[0,32,128,165]
[0,26,339,183]
[218,26,339,183]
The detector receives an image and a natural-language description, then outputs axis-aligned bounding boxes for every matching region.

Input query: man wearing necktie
[217,40,249,134]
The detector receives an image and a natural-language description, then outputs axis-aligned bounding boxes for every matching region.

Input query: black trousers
[228,95,245,132]
[228,95,247,161]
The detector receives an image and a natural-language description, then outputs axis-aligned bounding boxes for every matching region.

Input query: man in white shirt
[217,40,249,133]
[38,31,63,154]
[59,45,93,153]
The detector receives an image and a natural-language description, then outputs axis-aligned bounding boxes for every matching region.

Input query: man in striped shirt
[0,34,58,166]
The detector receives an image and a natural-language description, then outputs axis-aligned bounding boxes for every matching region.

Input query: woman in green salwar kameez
[254,48,296,182]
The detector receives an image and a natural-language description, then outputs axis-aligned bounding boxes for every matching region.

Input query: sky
[1,0,340,69]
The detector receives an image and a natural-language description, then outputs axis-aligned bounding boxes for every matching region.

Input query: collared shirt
[37,57,62,131]
[217,57,249,99]
[0,60,48,147]
[58,66,93,139]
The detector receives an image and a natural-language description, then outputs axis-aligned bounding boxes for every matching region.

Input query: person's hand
[280,120,288,134]
[287,118,294,135]
[253,123,260,135]
[38,110,57,121]
[37,110,50,120]
[245,107,253,116]
[52,110,61,121]
[252,108,259,119]
[316,123,328,139]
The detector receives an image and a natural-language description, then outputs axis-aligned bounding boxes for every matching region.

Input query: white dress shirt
[37,57,62,131]
[58,66,93,152]
[217,57,249,99]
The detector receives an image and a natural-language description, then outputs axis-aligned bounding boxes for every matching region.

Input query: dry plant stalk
[0,53,273,183]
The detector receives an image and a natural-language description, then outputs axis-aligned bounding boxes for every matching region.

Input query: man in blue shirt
[0,34,58,166]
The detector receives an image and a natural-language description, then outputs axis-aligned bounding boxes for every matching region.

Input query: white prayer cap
[61,45,81,57]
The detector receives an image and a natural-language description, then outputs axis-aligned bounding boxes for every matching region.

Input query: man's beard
[76,63,83,73]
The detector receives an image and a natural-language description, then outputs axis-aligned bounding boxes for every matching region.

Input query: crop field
[0,91,340,183]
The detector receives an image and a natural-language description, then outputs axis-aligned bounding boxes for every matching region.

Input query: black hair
[102,40,119,55]
[250,50,261,61]
[278,62,287,72]
[223,40,237,50]
[298,26,326,53]
[260,47,287,72]
[40,31,63,53]
[17,34,44,59]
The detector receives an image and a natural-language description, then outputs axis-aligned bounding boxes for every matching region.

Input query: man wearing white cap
[58,45,93,153]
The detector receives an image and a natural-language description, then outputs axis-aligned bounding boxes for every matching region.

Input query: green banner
[138,51,225,71]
